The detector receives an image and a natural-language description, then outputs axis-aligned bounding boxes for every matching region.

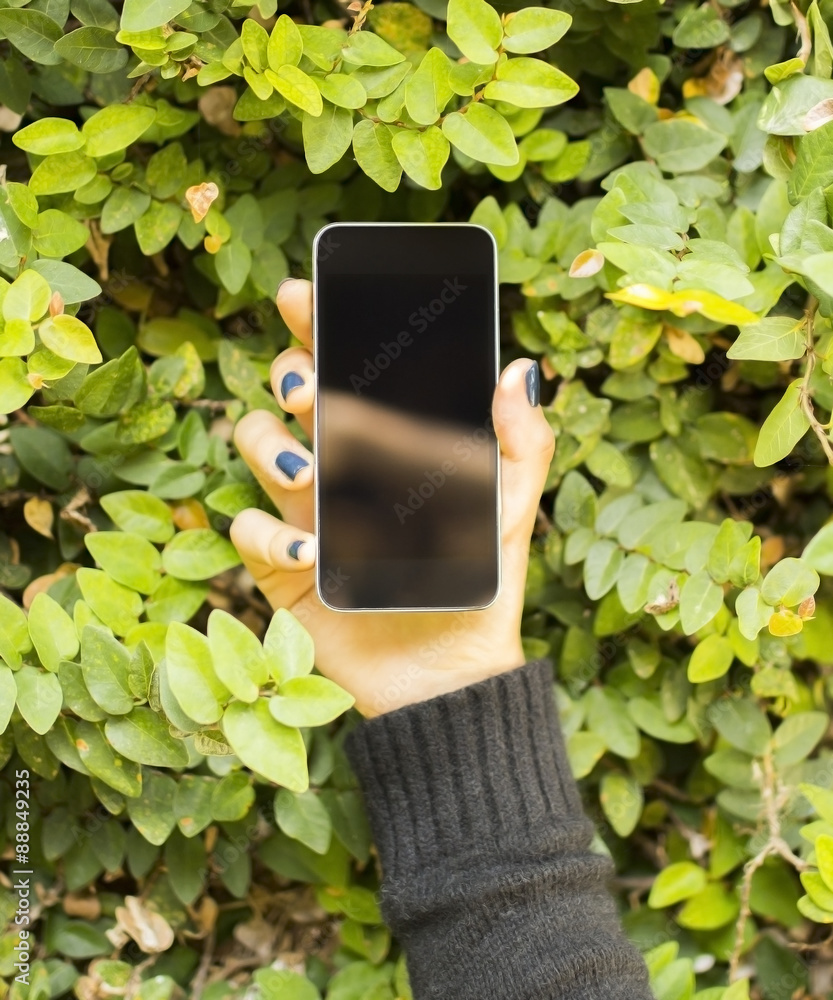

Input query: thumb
[492,358,555,545]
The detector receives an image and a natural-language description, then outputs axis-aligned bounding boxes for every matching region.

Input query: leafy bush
[3,0,833,997]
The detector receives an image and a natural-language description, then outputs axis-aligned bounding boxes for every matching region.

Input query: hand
[231,279,554,717]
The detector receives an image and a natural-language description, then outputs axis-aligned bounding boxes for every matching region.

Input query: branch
[799,298,833,465]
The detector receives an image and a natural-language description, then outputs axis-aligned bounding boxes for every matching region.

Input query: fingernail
[281,371,304,400]
[525,362,540,407]
[276,451,309,480]
[287,539,304,560]
[277,277,294,294]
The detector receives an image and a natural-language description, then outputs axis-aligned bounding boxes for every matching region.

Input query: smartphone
[313,222,500,613]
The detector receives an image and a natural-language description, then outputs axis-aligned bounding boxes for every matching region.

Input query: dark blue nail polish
[281,371,304,400]
[525,362,540,407]
[276,451,309,480]
[287,540,304,560]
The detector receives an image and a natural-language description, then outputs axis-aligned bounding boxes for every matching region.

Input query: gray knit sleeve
[344,659,654,1000]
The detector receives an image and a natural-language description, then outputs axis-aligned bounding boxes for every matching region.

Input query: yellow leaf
[24,497,54,539]
[667,289,759,326]
[628,67,659,105]
[171,498,211,531]
[607,284,676,311]
[768,609,804,637]
[204,234,223,254]
[665,325,706,364]
[569,248,604,279]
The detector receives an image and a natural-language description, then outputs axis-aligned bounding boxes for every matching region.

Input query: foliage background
[4,0,833,997]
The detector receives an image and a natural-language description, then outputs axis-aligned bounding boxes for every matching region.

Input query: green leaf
[13,117,85,155]
[642,119,727,174]
[166,621,229,725]
[215,239,252,295]
[773,712,828,767]
[709,697,772,756]
[600,772,643,837]
[676,884,739,930]
[789,121,833,202]
[134,200,182,256]
[405,47,453,125]
[728,317,806,362]
[303,104,354,174]
[269,676,354,727]
[761,557,819,607]
[10,425,73,490]
[28,592,78,673]
[804,522,833,574]
[502,7,571,53]
[30,260,101,304]
[101,490,174,543]
[679,569,723,635]
[447,0,502,64]
[627,696,697,743]
[342,30,405,67]
[648,861,707,908]
[586,686,640,758]
[210,771,255,821]
[162,529,241,581]
[82,104,156,158]
[818,834,833,891]
[33,209,92,258]
[126,770,176,840]
[85,531,162,594]
[442,104,519,166]
[207,609,267,703]
[672,4,729,48]
[121,0,190,31]
[268,14,303,69]
[81,625,134,715]
[391,126,450,190]
[222,698,308,792]
[317,73,366,109]
[76,569,143,636]
[754,380,810,467]
[39,315,102,364]
[4,269,50,323]
[263,609,315,682]
[274,788,333,854]
[0,665,16,732]
[688,634,734,683]
[583,539,624,600]
[484,57,578,109]
[55,26,128,73]
[566,730,606,778]
[0,8,62,64]
[15,665,62,734]
[174,775,215,836]
[101,187,152,234]
[352,120,402,192]
[106,708,189,767]
[266,65,323,115]
[0,357,33,413]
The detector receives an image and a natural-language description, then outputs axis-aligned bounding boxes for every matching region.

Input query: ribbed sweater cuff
[344,659,589,886]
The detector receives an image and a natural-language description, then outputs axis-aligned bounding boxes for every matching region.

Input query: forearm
[345,660,653,1000]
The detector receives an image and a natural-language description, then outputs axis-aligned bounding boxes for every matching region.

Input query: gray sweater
[345,659,654,1000]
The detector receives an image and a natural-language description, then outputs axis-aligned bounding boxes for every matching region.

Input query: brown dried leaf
[63,892,102,920]
[803,98,833,132]
[198,86,241,137]
[185,181,219,224]
[798,595,816,619]
[682,50,744,106]
[171,497,210,531]
[665,325,705,364]
[49,290,64,317]
[23,564,77,608]
[24,497,54,539]
[113,896,175,954]
[569,248,604,279]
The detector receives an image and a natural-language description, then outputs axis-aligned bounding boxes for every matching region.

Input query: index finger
[277,278,313,349]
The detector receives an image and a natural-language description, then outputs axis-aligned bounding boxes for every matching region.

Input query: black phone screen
[314,223,499,611]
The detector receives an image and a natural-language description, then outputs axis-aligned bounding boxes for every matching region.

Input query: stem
[799,297,833,465]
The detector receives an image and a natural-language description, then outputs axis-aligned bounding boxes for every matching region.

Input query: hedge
[3,0,833,998]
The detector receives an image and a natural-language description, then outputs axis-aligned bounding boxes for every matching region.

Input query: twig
[729,747,811,980]
[799,297,833,465]
[190,926,217,1000]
